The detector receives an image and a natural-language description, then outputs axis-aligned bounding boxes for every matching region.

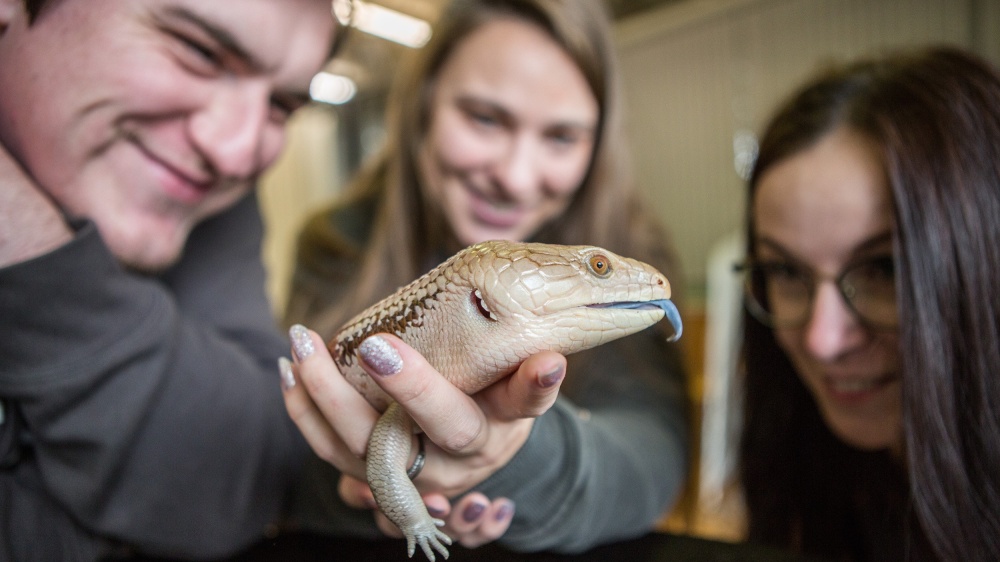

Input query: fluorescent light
[351,1,431,48]
[310,72,357,105]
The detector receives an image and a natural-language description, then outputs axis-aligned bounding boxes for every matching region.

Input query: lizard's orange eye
[589,254,612,277]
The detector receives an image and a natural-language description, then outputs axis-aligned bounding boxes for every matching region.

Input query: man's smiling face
[0,0,334,270]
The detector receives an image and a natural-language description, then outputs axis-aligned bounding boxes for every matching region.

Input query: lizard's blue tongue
[604,299,683,342]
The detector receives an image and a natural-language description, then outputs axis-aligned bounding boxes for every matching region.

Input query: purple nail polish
[539,365,564,388]
[462,502,486,523]
[427,505,446,518]
[278,357,296,390]
[359,336,403,376]
[289,324,314,361]
[495,500,515,522]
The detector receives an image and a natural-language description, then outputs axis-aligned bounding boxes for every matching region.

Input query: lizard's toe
[408,517,452,560]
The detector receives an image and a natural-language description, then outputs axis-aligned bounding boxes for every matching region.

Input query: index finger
[289,325,380,460]
[357,334,487,454]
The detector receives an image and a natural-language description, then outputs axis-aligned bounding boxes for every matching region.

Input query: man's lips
[134,141,214,205]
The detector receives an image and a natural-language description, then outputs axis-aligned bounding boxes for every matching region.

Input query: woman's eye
[548,131,576,146]
[762,262,802,282]
[854,256,896,282]
[469,111,499,127]
[546,127,592,150]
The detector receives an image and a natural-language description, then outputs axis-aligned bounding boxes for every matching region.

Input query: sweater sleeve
[477,327,690,553]
[0,194,306,560]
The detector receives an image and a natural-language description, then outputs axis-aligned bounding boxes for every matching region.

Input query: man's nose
[802,282,864,361]
[189,82,275,179]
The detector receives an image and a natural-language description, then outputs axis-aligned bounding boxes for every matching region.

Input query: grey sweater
[283,199,690,553]
[0,195,306,561]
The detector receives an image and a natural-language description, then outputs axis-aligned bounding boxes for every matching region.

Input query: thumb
[486,351,566,421]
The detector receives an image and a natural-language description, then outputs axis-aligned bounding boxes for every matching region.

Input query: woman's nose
[492,136,541,197]
[188,82,279,179]
[802,282,865,361]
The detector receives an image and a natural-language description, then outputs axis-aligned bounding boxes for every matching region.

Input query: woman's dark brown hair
[740,46,1000,561]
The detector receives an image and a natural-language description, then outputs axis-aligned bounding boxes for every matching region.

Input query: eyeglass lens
[744,257,897,328]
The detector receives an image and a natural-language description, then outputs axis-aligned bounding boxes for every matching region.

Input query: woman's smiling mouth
[465,183,525,228]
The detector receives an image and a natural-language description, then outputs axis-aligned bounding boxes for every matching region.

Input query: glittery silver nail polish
[359,336,403,376]
[278,357,296,390]
[289,324,315,361]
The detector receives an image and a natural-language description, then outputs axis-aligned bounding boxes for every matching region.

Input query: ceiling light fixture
[310,72,358,105]
[348,0,432,48]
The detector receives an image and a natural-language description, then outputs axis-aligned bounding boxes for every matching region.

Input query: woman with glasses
[738,46,1000,561]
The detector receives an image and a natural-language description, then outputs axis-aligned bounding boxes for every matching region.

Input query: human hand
[338,473,516,549]
[0,143,71,266]
[280,326,565,541]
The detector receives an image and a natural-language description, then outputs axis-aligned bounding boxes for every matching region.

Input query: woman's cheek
[433,118,500,169]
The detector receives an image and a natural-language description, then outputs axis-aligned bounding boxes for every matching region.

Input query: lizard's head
[454,241,682,354]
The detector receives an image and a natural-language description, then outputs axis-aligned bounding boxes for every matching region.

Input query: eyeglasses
[735,256,898,329]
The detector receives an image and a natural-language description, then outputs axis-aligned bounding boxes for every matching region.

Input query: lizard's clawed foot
[405,517,451,561]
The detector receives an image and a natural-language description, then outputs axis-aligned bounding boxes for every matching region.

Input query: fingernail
[289,324,314,362]
[495,500,515,522]
[462,502,486,523]
[359,336,402,376]
[427,505,446,518]
[278,357,296,390]
[539,365,564,388]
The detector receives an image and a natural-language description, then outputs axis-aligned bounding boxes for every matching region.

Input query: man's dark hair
[24,0,45,20]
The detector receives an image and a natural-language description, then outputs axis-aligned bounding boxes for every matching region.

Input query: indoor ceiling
[329,0,688,98]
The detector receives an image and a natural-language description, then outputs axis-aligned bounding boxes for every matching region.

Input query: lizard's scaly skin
[328,240,682,560]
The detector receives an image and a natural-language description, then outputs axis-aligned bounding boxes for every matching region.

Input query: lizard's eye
[588,254,612,278]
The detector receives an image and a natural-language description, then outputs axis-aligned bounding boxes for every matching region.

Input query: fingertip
[338,475,377,510]
[278,356,296,391]
[358,335,404,377]
[423,494,451,519]
[289,324,317,363]
[494,498,515,523]
[519,352,566,388]
[461,499,488,524]
[538,363,565,389]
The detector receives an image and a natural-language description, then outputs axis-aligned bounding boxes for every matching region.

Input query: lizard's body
[328,240,682,560]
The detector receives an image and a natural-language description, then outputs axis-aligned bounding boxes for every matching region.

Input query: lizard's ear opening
[472,289,498,322]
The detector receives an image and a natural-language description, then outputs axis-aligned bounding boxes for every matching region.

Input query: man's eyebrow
[163,6,264,71]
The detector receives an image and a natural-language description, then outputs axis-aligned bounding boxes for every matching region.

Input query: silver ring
[406,435,426,480]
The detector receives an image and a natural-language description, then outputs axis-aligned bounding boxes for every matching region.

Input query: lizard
[327,240,683,561]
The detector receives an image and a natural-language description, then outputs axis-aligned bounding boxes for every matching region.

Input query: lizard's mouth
[587,299,683,342]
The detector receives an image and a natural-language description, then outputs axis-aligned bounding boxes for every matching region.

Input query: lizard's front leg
[367,401,452,560]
